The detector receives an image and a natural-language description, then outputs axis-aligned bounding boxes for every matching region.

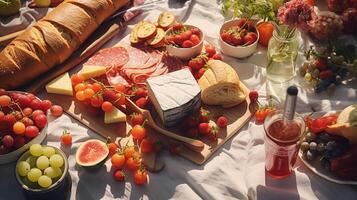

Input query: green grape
[43,147,55,158]
[304,73,312,81]
[29,144,43,157]
[49,154,64,168]
[16,161,30,176]
[38,175,52,188]
[44,167,62,178]
[36,156,49,170]
[27,168,42,182]
[26,156,37,168]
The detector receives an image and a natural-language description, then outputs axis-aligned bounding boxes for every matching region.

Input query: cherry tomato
[190,34,200,46]
[92,83,102,93]
[71,74,85,85]
[111,153,126,168]
[140,139,153,153]
[130,113,145,126]
[61,131,72,145]
[172,23,184,31]
[113,169,125,181]
[124,146,137,159]
[90,95,104,108]
[182,40,194,48]
[108,142,119,155]
[133,168,148,185]
[131,125,146,140]
[126,156,141,171]
[114,83,126,93]
[205,45,216,57]
[101,101,114,113]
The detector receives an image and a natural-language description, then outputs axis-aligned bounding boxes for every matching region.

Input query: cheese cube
[147,69,201,126]
[78,65,106,80]
[45,72,73,96]
[104,107,126,124]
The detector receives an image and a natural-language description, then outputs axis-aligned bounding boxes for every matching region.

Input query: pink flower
[278,0,317,30]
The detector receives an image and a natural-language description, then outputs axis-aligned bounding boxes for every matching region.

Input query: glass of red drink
[264,110,305,179]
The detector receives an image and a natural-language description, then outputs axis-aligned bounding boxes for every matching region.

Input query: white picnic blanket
[1,0,357,200]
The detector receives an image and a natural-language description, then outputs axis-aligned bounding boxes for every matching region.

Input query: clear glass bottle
[267,25,299,83]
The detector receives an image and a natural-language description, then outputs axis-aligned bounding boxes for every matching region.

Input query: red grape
[0,111,4,121]
[0,88,6,96]
[50,105,63,117]
[32,110,44,119]
[3,114,16,126]
[25,126,39,138]
[0,95,11,107]
[9,93,19,101]
[23,108,33,117]
[13,136,25,149]
[18,95,31,108]
[41,100,52,111]
[27,94,36,101]
[30,99,42,110]
[34,114,47,128]
[2,135,14,148]
[22,117,34,126]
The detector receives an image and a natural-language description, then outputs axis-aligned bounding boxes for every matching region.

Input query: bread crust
[0,0,129,89]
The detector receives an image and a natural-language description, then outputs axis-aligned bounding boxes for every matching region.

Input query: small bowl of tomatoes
[219,18,259,59]
[165,23,204,60]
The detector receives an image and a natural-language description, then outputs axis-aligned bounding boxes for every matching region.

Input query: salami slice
[85,47,129,68]
[122,46,149,69]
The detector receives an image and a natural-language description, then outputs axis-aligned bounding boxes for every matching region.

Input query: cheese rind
[147,69,201,126]
[104,107,126,124]
[45,72,73,96]
[78,65,106,80]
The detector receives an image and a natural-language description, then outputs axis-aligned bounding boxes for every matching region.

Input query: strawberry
[199,108,210,123]
[194,68,206,80]
[216,116,228,128]
[183,116,198,129]
[212,54,222,60]
[319,70,333,79]
[207,125,219,141]
[315,58,327,70]
[134,87,147,99]
[249,90,259,102]
[135,97,148,109]
[198,123,211,135]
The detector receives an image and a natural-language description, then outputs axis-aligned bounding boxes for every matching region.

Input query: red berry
[135,97,148,109]
[2,135,14,148]
[108,142,119,155]
[199,108,210,123]
[190,27,200,35]
[13,136,25,149]
[140,138,153,153]
[50,105,63,117]
[180,30,192,41]
[32,110,44,119]
[319,70,333,79]
[205,45,216,57]
[134,88,147,99]
[4,114,16,126]
[190,34,200,46]
[249,90,259,102]
[182,40,194,48]
[315,58,327,70]
[25,125,40,138]
[183,116,198,128]
[174,35,183,45]
[194,68,206,80]
[198,123,211,135]
[113,169,125,182]
[41,100,52,111]
[216,116,228,128]
[172,23,184,31]
[34,114,47,129]
[30,99,42,110]
[212,54,222,60]
[17,95,31,108]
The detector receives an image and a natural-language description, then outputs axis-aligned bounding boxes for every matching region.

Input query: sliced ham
[121,46,149,69]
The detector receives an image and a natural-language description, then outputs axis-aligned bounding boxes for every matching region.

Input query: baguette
[0,0,129,89]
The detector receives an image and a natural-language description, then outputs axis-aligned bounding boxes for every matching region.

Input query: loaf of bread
[0,0,128,89]
[198,60,246,108]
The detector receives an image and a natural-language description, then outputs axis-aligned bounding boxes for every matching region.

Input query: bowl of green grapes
[15,144,68,194]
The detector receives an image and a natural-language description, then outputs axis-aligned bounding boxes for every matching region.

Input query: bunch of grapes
[299,47,351,93]
[17,144,64,188]
[300,131,349,170]
[0,89,63,154]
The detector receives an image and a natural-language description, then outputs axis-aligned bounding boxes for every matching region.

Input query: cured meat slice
[106,67,130,86]
[122,46,149,69]
[85,47,129,67]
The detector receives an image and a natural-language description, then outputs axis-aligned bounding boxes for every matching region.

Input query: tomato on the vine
[61,130,72,145]
[133,168,148,185]
[111,153,126,168]
[113,169,125,182]
[131,124,146,140]
[130,113,145,126]
[124,146,137,159]
[126,156,141,171]
[140,138,153,153]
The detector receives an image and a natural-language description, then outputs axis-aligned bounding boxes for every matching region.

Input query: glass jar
[266,25,299,84]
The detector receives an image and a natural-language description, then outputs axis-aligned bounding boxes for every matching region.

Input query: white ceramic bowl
[0,91,47,165]
[165,24,204,60]
[219,19,259,59]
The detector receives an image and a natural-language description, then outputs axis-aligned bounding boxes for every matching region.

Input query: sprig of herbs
[221,0,282,21]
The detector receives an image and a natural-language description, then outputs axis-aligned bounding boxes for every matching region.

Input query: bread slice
[15,28,58,67]
[67,0,115,25]
[198,60,246,107]
[43,2,98,43]
[157,12,175,29]
[137,22,157,39]
[148,28,165,46]
[35,21,77,63]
